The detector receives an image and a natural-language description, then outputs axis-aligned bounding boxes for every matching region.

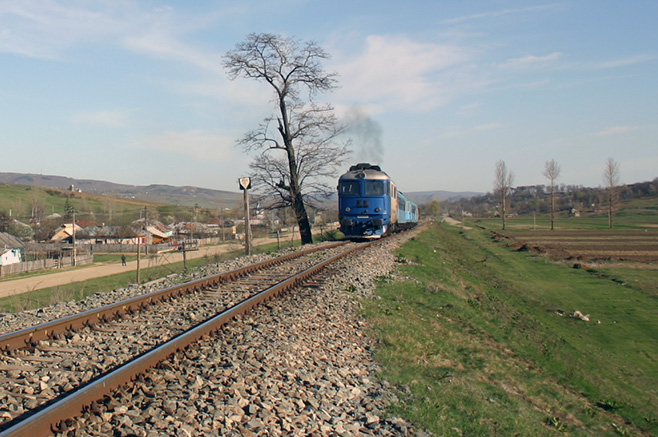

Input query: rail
[0,240,371,435]
[0,241,346,351]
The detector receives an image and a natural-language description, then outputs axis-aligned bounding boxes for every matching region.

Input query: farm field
[364,221,658,435]
[493,229,658,263]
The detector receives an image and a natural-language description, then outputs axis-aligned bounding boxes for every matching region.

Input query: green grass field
[363,222,657,435]
[469,195,658,232]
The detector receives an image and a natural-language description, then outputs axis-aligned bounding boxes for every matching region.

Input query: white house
[0,232,24,266]
[1,248,22,266]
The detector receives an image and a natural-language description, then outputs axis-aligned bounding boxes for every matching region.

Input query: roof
[146,225,173,239]
[339,163,390,181]
[50,224,84,242]
[0,232,24,248]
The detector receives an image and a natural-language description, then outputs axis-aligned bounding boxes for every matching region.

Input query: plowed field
[492,230,658,263]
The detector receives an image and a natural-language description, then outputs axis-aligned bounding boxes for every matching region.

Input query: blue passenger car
[338,163,418,239]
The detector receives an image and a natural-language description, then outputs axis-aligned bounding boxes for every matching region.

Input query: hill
[0,172,241,209]
[406,190,482,204]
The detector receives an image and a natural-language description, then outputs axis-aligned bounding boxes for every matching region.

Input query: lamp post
[239,177,252,256]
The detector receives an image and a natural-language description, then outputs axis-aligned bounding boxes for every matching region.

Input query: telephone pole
[136,206,147,283]
[72,211,76,266]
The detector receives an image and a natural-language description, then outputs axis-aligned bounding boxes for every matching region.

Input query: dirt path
[442,216,472,230]
[0,237,285,299]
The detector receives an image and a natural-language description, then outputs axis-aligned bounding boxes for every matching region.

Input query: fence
[1,236,235,278]
[0,255,94,277]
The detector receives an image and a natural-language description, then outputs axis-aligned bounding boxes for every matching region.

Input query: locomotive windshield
[365,180,385,196]
[340,180,360,195]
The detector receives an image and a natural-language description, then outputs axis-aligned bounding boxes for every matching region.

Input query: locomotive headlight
[375,207,381,212]
[345,207,351,212]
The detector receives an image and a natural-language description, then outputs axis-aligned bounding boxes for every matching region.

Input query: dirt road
[0,240,267,299]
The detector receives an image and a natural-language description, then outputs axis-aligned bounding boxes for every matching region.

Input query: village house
[50,223,84,243]
[75,225,135,245]
[145,222,173,244]
[0,232,24,266]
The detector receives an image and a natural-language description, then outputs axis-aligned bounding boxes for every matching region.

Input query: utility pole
[136,207,146,283]
[72,211,76,266]
[239,178,252,256]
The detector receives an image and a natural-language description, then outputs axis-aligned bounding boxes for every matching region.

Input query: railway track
[0,240,374,435]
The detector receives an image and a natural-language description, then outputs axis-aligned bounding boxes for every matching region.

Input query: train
[338,163,419,239]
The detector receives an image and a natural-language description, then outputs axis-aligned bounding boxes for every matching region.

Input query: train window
[340,181,360,195]
[365,180,384,196]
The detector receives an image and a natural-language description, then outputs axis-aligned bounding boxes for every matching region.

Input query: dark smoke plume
[344,107,384,165]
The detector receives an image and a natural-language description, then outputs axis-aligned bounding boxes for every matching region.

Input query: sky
[1,1,656,194]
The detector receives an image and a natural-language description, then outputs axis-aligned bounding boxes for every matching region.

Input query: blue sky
[1,1,656,194]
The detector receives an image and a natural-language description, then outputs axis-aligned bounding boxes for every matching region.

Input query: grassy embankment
[363,221,657,435]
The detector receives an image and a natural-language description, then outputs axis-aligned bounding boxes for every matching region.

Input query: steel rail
[0,241,347,352]
[0,241,371,436]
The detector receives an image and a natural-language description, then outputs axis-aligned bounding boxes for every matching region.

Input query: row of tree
[447,157,651,230]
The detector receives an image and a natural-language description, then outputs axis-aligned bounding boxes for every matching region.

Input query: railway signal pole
[239,177,252,256]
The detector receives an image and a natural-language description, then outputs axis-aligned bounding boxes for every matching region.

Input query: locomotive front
[338,163,391,238]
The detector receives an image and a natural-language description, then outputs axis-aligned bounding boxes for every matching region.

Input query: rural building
[0,232,24,266]
[146,223,173,244]
[50,223,84,243]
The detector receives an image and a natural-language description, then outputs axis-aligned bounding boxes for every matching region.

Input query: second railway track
[0,239,386,435]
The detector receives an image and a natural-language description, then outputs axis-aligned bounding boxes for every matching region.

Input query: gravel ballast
[2,232,426,436]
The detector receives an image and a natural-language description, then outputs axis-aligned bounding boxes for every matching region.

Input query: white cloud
[441,122,502,138]
[442,4,561,24]
[592,55,653,70]
[71,110,129,127]
[594,126,638,136]
[0,1,225,73]
[0,1,129,59]
[498,52,563,70]
[474,123,501,131]
[132,130,235,162]
[333,35,472,112]
[122,29,224,75]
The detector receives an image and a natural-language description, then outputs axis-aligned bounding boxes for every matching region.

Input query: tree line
[443,158,658,229]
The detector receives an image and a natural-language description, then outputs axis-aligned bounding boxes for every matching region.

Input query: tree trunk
[608,190,613,229]
[293,196,313,244]
[550,187,555,230]
[288,173,313,245]
[284,130,313,245]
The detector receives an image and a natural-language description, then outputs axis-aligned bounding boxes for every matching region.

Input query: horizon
[2,170,656,199]
[1,2,656,193]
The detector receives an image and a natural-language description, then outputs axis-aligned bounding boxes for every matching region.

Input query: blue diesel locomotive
[338,163,419,238]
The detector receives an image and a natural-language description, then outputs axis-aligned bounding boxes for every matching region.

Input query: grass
[0,238,300,313]
[1,254,215,312]
[0,183,155,220]
[468,197,658,231]
[362,222,658,435]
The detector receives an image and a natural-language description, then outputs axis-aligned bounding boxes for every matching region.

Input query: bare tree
[542,159,561,230]
[223,33,350,245]
[603,157,620,229]
[494,160,514,230]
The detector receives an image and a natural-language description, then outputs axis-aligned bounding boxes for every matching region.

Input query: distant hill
[0,172,241,209]
[0,172,480,211]
[406,190,482,205]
